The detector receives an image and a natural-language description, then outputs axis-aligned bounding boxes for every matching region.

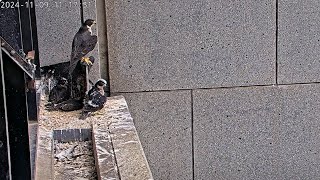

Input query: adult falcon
[68,19,97,101]
[69,19,97,74]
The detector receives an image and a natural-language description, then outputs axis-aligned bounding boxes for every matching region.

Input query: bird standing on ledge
[44,19,98,112]
[70,19,97,74]
[69,19,97,102]
[79,79,107,120]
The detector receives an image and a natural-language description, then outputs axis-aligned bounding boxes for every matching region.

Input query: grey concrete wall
[107,0,320,179]
[83,0,101,81]
[35,0,81,67]
[107,0,276,92]
[278,0,320,84]
[123,91,192,180]
[35,0,100,82]
[194,85,320,179]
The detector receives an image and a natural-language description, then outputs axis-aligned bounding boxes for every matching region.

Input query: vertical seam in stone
[97,0,111,94]
[80,0,84,24]
[191,90,194,180]
[105,3,111,95]
[276,0,278,85]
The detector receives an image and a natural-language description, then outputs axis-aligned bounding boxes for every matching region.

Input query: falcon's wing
[82,31,98,55]
[69,30,98,74]
[70,32,83,74]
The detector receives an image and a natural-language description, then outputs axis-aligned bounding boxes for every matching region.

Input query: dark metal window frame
[0,37,32,180]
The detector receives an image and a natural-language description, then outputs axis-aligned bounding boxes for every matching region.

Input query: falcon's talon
[69,19,97,73]
[81,57,93,65]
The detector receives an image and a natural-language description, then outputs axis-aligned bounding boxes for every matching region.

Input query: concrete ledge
[94,96,153,180]
[92,124,119,180]
[35,96,153,180]
[34,127,53,180]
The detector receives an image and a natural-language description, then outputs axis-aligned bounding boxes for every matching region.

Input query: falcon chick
[79,79,107,120]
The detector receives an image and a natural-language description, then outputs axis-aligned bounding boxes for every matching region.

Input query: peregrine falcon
[69,19,97,101]
[48,77,69,104]
[69,19,97,74]
[79,79,107,120]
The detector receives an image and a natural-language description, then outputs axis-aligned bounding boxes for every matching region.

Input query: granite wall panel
[35,0,81,67]
[106,0,276,92]
[36,0,100,81]
[122,90,192,180]
[278,0,320,84]
[275,84,320,179]
[193,84,320,179]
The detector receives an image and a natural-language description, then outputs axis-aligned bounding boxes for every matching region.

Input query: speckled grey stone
[83,0,101,82]
[91,96,153,180]
[92,124,119,180]
[275,84,320,179]
[35,96,152,179]
[35,0,81,67]
[36,0,100,82]
[104,96,153,180]
[106,0,276,92]
[95,0,108,80]
[278,0,320,84]
[121,91,192,180]
[193,84,320,179]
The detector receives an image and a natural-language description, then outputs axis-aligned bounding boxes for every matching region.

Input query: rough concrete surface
[36,0,100,82]
[105,96,153,180]
[278,0,320,84]
[36,95,153,180]
[35,0,81,67]
[106,0,276,92]
[193,84,320,179]
[35,127,53,180]
[92,125,119,180]
[83,0,101,82]
[95,0,109,80]
[122,90,192,180]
